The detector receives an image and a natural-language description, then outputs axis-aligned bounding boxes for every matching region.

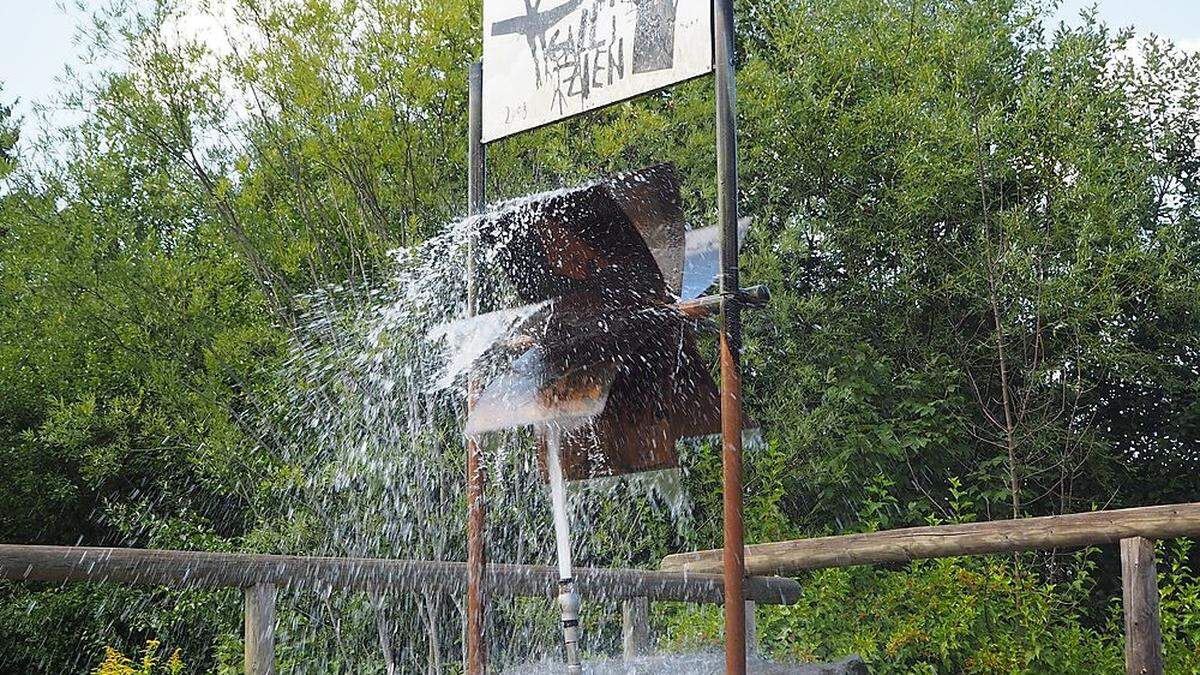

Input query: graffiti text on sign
[482,0,711,142]
[544,11,626,113]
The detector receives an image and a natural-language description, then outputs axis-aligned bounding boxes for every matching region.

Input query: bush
[93,640,184,675]
[662,542,1200,674]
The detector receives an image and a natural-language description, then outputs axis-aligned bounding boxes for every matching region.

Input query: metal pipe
[558,580,583,674]
[466,60,487,675]
[713,0,746,672]
[675,285,769,319]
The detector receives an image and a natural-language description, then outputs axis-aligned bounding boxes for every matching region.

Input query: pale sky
[1055,0,1199,47]
[2,1,89,123]
[0,0,1197,139]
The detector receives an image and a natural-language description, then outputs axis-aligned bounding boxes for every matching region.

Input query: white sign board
[482,0,713,143]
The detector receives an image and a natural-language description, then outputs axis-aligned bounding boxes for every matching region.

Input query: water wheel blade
[609,163,685,296]
[465,349,617,436]
[679,217,751,300]
[427,301,548,389]
[483,165,682,305]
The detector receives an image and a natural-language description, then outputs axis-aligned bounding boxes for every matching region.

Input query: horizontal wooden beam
[0,545,799,605]
[661,503,1200,576]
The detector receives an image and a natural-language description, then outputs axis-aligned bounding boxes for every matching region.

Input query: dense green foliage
[1,0,1198,672]
[663,492,1200,673]
[0,87,16,178]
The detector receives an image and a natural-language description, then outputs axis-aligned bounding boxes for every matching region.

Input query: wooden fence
[661,503,1200,675]
[4,503,1197,674]
[0,545,800,673]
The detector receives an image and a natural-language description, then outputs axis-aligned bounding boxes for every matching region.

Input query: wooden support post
[244,583,277,675]
[745,600,757,657]
[1121,537,1164,675]
[622,596,650,661]
[368,586,397,675]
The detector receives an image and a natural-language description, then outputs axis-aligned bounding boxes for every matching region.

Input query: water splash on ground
[506,653,869,674]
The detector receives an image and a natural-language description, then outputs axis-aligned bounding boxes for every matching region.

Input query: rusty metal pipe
[713,0,747,671]
[720,331,746,669]
[674,285,769,319]
[466,60,487,675]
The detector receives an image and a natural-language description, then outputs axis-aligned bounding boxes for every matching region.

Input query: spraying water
[250,165,779,671]
[545,426,574,580]
[257,191,702,670]
[544,424,583,673]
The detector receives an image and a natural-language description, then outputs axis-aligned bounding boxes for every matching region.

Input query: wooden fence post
[1121,537,1164,675]
[245,583,277,675]
[745,600,757,657]
[622,596,650,661]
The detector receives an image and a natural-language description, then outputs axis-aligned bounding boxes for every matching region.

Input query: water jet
[433,162,763,670]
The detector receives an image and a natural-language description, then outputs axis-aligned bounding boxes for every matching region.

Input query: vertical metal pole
[546,428,583,674]
[713,0,746,673]
[466,60,488,675]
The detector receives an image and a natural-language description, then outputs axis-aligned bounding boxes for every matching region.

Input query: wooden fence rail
[661,503,1200,675]
[0,544,800,604]
[660,503,1200,575]
[5,503,1195,674]
[0,544,800,674]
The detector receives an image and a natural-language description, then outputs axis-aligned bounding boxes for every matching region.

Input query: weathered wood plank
[1121,537,1164,675]
[0,545,800,605]
[744,600,758,657]
[244,583,276,675]
[621,596,650,660]
[661,503,1200,575]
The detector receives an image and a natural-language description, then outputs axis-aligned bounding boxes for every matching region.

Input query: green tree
[0,84,16,177]
[1,0,1199,672]
[721,0,1200,533]
[0,56,276,667]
